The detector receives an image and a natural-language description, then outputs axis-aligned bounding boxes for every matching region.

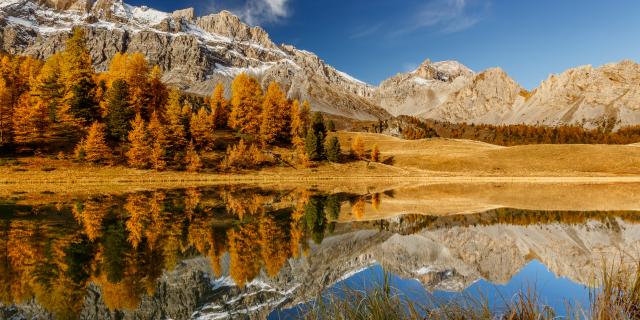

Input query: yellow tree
[83,122,112,163]
[125,53,150,114]
[106,52,151,115]
[259,82,288,145]
[147,66,168,117]
[148,111,168,170]
[189,107,216,150]
[229,73,263,135]
[371,144,380,162]
[165,90,187,153]
[227,224,261,287]
[300,100,311,136]
[11,94,36,144]
[0,78,10,145]
[351,135,365,160]
[126,114,152,169]
[210,83,229,129]
[184,141,203,172]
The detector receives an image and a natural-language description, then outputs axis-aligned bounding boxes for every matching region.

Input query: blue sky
[130,0,640,89]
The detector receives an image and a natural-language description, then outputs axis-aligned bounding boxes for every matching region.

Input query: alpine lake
[1,182,639,319]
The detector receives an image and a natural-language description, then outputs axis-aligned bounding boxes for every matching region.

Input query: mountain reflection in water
[0,185,639,319]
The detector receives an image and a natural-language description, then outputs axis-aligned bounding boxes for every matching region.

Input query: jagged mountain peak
[413,59,474,82]
[0,0,389,121]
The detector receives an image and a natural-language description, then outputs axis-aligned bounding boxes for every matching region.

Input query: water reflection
[0,185,639,319]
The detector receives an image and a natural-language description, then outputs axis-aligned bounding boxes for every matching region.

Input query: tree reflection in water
[1,187,639,318]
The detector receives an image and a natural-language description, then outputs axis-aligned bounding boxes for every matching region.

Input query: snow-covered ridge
[0,0,372,88]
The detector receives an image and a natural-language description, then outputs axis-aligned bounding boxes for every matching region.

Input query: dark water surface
[0,185,638,319]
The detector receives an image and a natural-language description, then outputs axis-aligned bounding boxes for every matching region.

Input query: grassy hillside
[4,132,640,198]
[334,132,640,176]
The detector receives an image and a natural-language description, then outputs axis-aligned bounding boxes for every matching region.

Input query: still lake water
[0,184,638,319]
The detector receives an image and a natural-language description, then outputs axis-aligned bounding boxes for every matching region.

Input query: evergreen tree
[371,144,380,162]
[304,130,324,161]
[61,28,99,125]
[184,141,203,172]
[311,112,327,138]
[126,114,151,169]
[260,82,289,145]
[303,112,328,161]
[190,107,216,150]
[105,79,134,141]
[327,120,336,132]
[83,122,112,163]
[325,136,341,162]
[229,73,263,135]
[210,83,229,129]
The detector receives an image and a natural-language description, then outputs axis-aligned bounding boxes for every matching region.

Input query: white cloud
[207,0,292,25]
[395,0,490,35]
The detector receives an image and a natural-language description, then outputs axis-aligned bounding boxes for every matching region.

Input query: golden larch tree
[189,107,216,150]
[229,73,263,135]
[371,144,380,162]
[11,94,36,144]
[259,81,289,145]
[210,82,230,128]
[299,100,311,136]
[126,114,152,169]
[164,90,187,153]
[83,122,112,163]
[147,65,168,117]
[148,111,168,170]
[351,135,365,160]
[0,77,11,145]
[184,141,203,172]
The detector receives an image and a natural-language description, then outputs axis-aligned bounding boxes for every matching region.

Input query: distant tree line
[364,116,640,146]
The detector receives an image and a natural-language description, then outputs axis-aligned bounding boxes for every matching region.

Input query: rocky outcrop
[504,60,640,129]
[373,60,474,117]
[427,67,526,123]
[3,0,640,127]
[376,59,640,129]
[0,0,389,121]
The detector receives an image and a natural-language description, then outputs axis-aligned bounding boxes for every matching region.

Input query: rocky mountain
[1,0,639,128]
[373,60,473,117]
[377,59,640,129]
[0,0,387,120]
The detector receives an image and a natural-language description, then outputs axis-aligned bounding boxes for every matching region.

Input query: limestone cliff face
[426,67,526,124]
[373,60,474,117]
[505,60,640,129]
[377,59,640,129]
[0,0,388,120]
